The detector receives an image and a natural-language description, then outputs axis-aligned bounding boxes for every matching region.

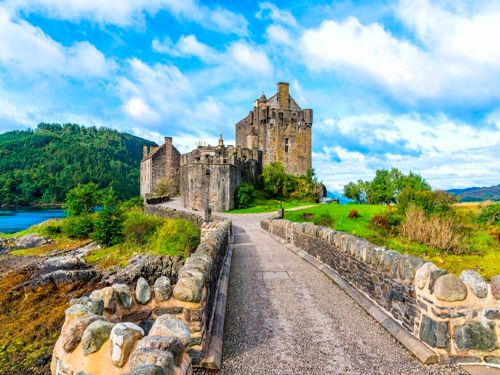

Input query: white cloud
[153,35,220,63]
[227,42,273,75]
[256,2,297,26]
[298,1,500,102]
[266,24,293,45]
[6,0,248,35]
[0,9,110,78]
[314,112,500,191]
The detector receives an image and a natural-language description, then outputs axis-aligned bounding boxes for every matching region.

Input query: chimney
[277,82,289,110]
[164,137,172,147]
[143,145,148,157]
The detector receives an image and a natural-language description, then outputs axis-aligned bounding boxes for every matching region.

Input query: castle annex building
[140,82,313,211]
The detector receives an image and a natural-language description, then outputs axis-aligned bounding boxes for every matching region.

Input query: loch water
[0,208,65,234]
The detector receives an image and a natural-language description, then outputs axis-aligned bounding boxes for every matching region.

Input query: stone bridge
[52,199,499,375]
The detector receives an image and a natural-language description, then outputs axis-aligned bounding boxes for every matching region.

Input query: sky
[0,0,499,192]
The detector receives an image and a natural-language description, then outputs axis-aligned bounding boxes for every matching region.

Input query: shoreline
[0,204,63,210]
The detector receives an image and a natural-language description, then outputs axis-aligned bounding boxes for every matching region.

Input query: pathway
[163,200,466,375]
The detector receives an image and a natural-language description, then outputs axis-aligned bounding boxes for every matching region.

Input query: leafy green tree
[367,169,397,204]
[92,190,125,247]
[63,182,101,216]
[262,163,292,200]
[344,180,368,203]
[398,188,456,215]
[235,183,257,208]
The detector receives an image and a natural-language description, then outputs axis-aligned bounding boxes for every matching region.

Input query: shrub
[39,222,63,236]
[370,214,389,232]
[92,202,125,247]
[235,183,257,208]
[314,212,334,227]
[120,196,144,210]
[348,209,360,218]
[61,215,94,239]
[63,182,101,216]
[398,187,456,216]
[400,205,469,254]
[370,211,404,235]
[154,178,171,196]
[123,209,162,245]
[477,203,500,225]
[153,219,200,257]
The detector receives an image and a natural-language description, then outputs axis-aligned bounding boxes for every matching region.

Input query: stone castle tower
[235,82,313,175]
[141,82,313,210]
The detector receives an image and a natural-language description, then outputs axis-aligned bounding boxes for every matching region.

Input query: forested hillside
[448,185,500,202]
[0,123,156,206]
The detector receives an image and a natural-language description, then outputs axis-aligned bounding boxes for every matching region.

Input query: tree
[367,169,396,204]
[344,180,368,203]
[235,183,257,208]
[262,162,293,200]
[92,189,125,247]
[63,182,101,216]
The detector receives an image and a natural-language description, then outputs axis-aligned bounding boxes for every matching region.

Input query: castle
[140,82,313,211]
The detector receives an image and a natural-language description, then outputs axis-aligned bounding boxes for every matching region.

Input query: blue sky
[0,0,499,191]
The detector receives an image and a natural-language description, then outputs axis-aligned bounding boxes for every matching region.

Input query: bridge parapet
[262,219,500,367]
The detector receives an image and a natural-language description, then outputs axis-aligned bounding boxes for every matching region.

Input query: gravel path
[162,201,467,375]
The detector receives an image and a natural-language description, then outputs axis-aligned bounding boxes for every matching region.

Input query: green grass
[285,203,386,237]
[285,203,500,279]
[228,198,318,214]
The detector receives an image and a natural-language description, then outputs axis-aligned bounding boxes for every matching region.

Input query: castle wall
[140,139,181,197]
[180,145,261,211]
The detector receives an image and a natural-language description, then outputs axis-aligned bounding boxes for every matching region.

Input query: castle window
[284,138,290,153]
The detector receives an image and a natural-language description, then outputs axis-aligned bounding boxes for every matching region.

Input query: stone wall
[179,143,261,212]
[261,219,500,366]
[51,214,232,375]
[140,139,181,198]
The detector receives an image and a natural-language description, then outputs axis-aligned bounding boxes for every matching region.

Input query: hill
[448,184,500,202]
[0,123,156,206]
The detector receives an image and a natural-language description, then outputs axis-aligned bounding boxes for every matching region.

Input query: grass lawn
[285,203,500,279]
[228,198,318,214]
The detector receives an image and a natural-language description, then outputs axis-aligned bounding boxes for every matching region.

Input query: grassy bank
[285,203,500,279]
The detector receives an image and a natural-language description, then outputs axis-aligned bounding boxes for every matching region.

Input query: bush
[370,211,404,234]
[477,203,500,225]
[348,209,360,218]
[120,196,144,210]
[154,178,172,196]
[400,205,469,254]
[61,215,94,239]
[123,209,162,245]
[92,202,125,247]
[235,183,257,209]
[398,187,456,216]
[39,222,63,236]
[370,214,389,232]
[314,212,334,227]
[153,219,200,257]
[63,182,101,216]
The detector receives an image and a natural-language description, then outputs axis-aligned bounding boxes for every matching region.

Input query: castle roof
[266,93,302,111]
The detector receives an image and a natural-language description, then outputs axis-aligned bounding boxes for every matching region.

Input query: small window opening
[284,138,290,153]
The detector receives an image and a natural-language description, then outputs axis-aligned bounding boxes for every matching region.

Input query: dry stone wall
[51,214,231,375]
[261,219,500,366]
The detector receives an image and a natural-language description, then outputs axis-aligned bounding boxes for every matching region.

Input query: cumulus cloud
[0,9,110,78]
[6,0,248,35]
[314,112,500,190]
[298,1,500,103]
